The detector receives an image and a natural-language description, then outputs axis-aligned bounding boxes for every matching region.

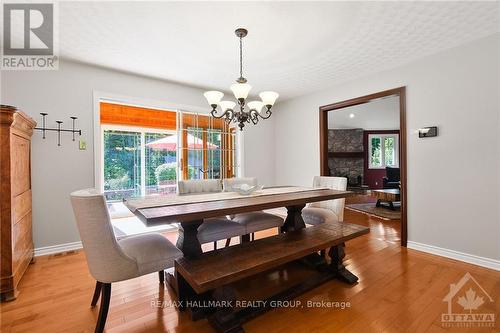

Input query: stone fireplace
[328,129,364,185]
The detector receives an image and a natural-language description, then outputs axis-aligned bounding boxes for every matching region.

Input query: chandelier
[203,28,279,131]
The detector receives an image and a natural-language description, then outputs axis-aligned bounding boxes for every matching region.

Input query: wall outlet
[79,139,87,150]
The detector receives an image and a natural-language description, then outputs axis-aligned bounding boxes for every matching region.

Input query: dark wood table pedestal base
[176,220,203,259]
[329,243,358,284]
[281,204,306,232]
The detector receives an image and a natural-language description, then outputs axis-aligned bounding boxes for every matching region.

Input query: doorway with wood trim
[319,87,407,246]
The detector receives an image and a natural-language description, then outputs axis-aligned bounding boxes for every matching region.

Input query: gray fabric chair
[178,179,223,194]
[223,177,284,241]
[177,179,246,248]
[70,188,182,333]
[302,176,347,225]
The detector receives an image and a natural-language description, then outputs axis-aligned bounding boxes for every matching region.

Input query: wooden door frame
[319,87,407,247]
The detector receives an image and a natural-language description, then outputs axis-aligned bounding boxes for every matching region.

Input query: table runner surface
[124,186,323,212]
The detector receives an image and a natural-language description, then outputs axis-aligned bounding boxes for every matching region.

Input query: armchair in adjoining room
[383,167,400,189]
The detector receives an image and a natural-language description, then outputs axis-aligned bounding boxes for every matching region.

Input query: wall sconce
[418,126,438,138]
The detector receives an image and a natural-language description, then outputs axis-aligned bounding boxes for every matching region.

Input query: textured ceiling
[56,1,500,100]
[328,96,399,130]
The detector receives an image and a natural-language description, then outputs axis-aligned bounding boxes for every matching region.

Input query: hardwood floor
[1,197,498,333]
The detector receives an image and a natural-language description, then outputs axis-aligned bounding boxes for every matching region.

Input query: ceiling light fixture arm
[255,107,272,120]
[249,110,260,125]
[210,106,232,120]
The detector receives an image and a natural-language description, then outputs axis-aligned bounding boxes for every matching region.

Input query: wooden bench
[174,221,369,333]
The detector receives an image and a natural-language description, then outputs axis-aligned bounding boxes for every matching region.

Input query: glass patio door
[102,126,177,200]
[103,129,141,200]
[186,126,204,180]
[145,132,177,196]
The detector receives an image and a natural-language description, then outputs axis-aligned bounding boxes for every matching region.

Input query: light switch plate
[79,139,87,150]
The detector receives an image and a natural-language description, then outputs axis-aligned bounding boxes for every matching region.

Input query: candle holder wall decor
[34,113,82,146]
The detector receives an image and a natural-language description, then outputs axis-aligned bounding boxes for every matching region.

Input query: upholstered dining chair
[302,176,348,225]
[70,189,182,333]
[223,177,284,241]
[177,179,246,248]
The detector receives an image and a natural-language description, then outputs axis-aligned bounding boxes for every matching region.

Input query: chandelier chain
[239,36,243,79]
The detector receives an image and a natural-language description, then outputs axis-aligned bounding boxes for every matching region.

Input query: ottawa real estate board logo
[442,272,495,328]
[1,1,58,70]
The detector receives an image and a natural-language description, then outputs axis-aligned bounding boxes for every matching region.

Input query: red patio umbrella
[146,133,218,151]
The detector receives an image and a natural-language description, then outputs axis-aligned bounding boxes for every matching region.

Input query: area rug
[346,203,401,220]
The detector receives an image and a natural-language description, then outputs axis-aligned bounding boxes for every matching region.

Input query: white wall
[328,95,399,130]
[241,118,276,187]
[1,60,274,249]
[275,34,500,262]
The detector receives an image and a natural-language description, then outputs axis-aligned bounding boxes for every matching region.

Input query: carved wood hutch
[1,105,36,301]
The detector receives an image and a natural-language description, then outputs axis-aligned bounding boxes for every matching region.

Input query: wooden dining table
[124,186,368,332]
[124,186,355,258]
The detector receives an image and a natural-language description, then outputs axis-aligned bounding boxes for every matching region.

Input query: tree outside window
[103,130,141,200]
[103,128,178,201]
[368,134,398,169]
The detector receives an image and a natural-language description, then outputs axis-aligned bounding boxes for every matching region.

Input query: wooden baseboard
[34,241,83,257]
[407,241,500,271]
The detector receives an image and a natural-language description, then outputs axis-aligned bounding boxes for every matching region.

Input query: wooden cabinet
[1,105,36,301]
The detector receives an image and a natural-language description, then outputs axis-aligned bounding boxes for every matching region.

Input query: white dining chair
[177,179,246,248]
[223,177,284,241]
[70,189,182,333]
[302,176,347,225]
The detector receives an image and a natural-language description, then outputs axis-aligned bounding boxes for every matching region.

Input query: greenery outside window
[368,134,399,169]
[103,125,176,201]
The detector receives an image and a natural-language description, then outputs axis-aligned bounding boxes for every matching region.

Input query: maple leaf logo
[457,288,484,313]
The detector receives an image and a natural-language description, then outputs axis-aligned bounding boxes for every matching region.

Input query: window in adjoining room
[368,134,399,169]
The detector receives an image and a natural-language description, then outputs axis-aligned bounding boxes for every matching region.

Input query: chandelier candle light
[204,28,279,131]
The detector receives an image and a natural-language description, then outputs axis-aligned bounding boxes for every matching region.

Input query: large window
[99,102,239,200]
[368,134,399,169]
